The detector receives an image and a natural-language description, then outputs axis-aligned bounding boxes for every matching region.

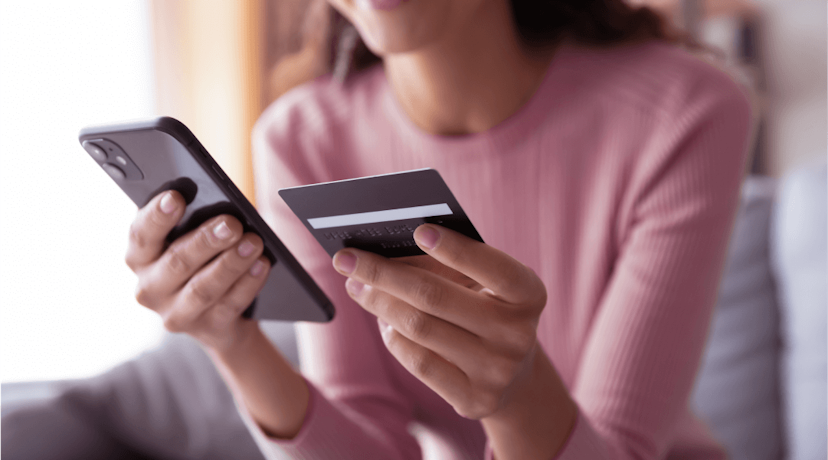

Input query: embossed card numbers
[278,169,483,258]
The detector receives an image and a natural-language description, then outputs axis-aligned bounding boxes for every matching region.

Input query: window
[0,1,164,383]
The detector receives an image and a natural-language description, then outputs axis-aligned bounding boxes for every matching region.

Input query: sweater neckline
[379,44,573,157]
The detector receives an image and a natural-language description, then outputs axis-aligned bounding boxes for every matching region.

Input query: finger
[150,215,244,296]
[164,233,262,328]
[126,190,185,270]
[413,225,545,305]
[347,278,485,366]
[334,249,495,333]
[397,255,479,290]
[378,321,479,418]
[204,255,271,327]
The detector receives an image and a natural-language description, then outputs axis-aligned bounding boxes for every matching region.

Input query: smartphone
[78,117,334,322]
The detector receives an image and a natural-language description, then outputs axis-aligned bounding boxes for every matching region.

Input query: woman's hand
[333,225,577,458]
[126,190,310,438]
[126,190,271,352]
[332,224,548,419]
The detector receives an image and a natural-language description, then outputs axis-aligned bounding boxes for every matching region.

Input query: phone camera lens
[102,163,126,180]
[82,141,108,162]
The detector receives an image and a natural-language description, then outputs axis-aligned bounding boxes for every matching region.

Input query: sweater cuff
[553,411,610,459]
[233,377,336,460]
[483,410,609,460]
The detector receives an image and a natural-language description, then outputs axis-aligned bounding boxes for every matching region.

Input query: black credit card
[279,169,483,257]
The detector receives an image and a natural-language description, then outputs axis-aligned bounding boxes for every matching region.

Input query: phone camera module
[80,138,144,181]
[102,163,126,180]
[82,141,107,162]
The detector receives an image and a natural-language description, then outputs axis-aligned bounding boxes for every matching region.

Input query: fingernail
[346,278,365,296]
[333,251,357,274]
[414,225,440,250]
[250,260,265,277]
[238,240,256,257]
[160,192,177,214]
[213,221,232,240]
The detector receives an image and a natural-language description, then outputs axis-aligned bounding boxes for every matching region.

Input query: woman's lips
[355,0,408,11]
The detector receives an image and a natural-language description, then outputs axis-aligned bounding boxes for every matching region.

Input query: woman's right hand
[126,190,271,352]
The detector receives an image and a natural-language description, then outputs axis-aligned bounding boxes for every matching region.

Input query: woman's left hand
[332,224,548,420]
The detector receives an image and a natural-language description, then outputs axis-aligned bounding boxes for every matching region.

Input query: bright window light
[0,1,165,383]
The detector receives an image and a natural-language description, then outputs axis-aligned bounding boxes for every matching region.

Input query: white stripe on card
[308,203,453,229]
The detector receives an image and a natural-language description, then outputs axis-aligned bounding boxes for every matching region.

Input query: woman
[126,0,751,458]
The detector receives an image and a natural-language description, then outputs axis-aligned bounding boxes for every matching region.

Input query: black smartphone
[78,116,334,322]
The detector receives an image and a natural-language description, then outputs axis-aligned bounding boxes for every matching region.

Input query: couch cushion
[691,176,784,460]
[771,162,827,460]
[1,321,299,460]
[2,397,153,460]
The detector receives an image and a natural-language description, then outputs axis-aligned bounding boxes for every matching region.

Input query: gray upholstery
[771,163,827,460]
[691,177,784,460]
[2,397,151,460]
[2,322,297,460]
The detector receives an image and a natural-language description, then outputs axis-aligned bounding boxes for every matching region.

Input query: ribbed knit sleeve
[553,82,752,458]
[467,65,751,460]
[235,377,419,459]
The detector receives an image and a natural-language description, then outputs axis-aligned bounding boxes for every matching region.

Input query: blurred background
[0,1,825,459]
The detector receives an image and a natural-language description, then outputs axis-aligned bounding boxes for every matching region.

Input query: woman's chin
[357,27,422,56]
[350,8,450,56]
[354,0,409,12]
[330,0,450,54]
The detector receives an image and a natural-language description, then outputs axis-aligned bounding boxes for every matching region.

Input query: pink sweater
[240,42,751,459]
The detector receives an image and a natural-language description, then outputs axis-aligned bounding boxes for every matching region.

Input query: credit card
[279,168,483,258]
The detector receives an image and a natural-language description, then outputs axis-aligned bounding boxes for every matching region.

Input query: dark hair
[513,0,678,46]
[327,0,686,77]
